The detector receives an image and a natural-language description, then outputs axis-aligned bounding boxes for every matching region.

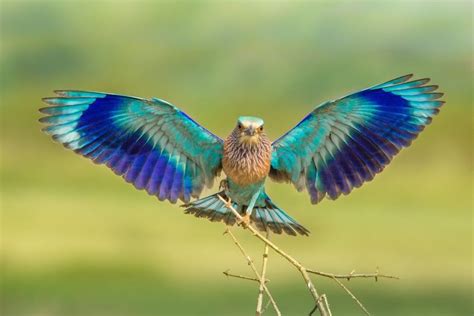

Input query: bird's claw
[238,213,251,228]
[219,179,229,191]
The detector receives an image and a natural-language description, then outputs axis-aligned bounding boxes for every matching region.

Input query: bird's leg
[240,213,251,227]
[219,179,229,191]
[239,191,260,228]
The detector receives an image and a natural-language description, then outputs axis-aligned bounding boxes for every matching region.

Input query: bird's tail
[182,191,309,236]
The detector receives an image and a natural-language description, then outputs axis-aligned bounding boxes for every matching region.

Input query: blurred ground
[1,1,472,315]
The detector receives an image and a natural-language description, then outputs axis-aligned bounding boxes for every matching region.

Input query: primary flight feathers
[40,92,223,203]
[270,74,444,203]
[40,74,444,206]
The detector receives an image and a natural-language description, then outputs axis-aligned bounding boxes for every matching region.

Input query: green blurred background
[1,1,472,315]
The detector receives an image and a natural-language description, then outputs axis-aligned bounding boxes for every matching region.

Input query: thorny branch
[224,228,281,316]
[256,232,270,316]
[219,194,399,316]
[223,270,268,283]
[307,268,399,282]
[330,276,369,316]
[219,195,331,316]
[306,268,398,316]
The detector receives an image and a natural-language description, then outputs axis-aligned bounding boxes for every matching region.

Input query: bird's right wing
[40,91,223,203]
[270,74,444,204]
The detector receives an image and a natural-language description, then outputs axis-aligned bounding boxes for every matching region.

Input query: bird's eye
[238,123,243,129]
[259,126,264,131]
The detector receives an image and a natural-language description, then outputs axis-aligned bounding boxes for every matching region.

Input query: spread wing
[270,74,444,204]
[40,91,223,203]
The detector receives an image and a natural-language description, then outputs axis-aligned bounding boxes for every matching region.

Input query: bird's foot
[219,179,229,191]
[238,213,251,228]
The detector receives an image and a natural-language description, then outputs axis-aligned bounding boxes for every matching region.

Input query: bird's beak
[240,127,259,145]
[244,127,256,136]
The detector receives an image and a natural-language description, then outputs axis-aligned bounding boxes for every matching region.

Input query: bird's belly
[225,178,266,207]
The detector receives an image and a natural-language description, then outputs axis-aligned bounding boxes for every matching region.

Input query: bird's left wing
[40,91,223,203]
[269,74,444,204]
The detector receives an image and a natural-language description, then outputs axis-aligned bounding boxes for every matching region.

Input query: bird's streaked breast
[222,132,272,186]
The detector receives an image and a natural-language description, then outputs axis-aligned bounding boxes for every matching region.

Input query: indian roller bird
[40,74,444,236]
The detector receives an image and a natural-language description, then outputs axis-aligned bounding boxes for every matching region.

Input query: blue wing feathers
[271,75,444,203]
[327,138,352,195]
[341,133,374,180]
[135,151,158,190]
[40,103,92,115]
[389,85,438,95]
[329,134,360,190]
[54,90,107,98]
[150,153,169,196]
[159,147,177,200]
[146,154,165,195]
[369,74,414,89]
[40,91,223,203]
[170,166,184,203]
[41,97,97,107]
[377,77,429,91]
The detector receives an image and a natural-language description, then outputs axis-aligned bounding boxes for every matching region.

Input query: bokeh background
[1,1,472,315]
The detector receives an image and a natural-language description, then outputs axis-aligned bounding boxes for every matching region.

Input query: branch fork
[218,195,398,315]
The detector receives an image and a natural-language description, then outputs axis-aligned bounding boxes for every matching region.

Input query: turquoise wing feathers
[40,91,223,203]
[270,74,444,204]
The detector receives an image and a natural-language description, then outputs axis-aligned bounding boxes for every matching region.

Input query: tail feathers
[252,199,310,236]
[182,191,309,236]
[183,191,239,227]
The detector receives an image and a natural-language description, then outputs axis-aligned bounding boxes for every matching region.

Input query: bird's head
[234,116,265,146]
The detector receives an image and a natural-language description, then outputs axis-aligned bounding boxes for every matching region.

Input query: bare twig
[309,294,331,316]
[320,295,330,315]
[223,270,268,283]
[219,195,331,316]
[225,229,281,316]
[256,232,270,316]
[307,268,399,281]
[219,194,398,316]
[307,268,399,315]
[330,276,370,316]
[262,299,272,314]
[309,304,318,316]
